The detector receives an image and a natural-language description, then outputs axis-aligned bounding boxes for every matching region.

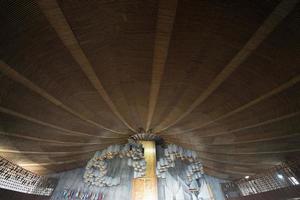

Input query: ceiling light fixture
[277,174,284,179]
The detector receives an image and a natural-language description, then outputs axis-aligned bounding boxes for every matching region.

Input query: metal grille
[0,156,57,196]
[236,163,299,196]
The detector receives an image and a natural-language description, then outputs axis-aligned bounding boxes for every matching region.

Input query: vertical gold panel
[132,141,158,200]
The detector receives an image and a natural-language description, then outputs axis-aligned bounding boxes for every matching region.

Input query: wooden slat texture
[0,0,299,178]
[156,0,299,132]
[38,0,136,133]
[146,0,178,130]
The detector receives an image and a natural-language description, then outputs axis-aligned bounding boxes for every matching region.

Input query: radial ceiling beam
[202,161,258,176]
[146,0,178,131]
[20,149,274,174]
[165,140,300,155]
[19,158,89,167]
[163,75,300,135]
[203,167,241,180]
[156,0,299,132]
[204,165,256,177]
[167,141,300,155]
[16,150,275,168]
[17,160,89,175]
[199,156,275,167]
[0,106,126,139]
[195,111,300,138]
[33,162,87,175]
[196,152,285,164]
[0,146,108,155]
[165,132,300,146]
[38,0,136,133]
[196,149,300,156]
[0,61,126,135]
[0,130,124,146]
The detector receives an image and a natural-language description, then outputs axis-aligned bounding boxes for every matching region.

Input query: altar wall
[156,146,226,200]
[49,158,133,200]
[49,147,226,200]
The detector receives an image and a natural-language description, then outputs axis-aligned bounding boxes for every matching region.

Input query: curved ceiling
[0,0,299,179]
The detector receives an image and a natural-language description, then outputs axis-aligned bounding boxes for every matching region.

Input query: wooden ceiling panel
[164,81,300,137]
[55,0,158,129]
[168,136,300,155]
[165,115,300,145]
[151,0,280,130]
[0,77,127,137]
[0,112,127,142]
[161,5,300,134]
[0,1,128,132]
[0,0,299,179]
[0,136,116,154]
[197,153,279,167]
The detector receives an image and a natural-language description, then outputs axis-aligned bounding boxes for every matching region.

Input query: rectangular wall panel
[132,141,158,200]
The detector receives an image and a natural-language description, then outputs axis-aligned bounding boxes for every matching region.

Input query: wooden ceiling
[0,0,299,179]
